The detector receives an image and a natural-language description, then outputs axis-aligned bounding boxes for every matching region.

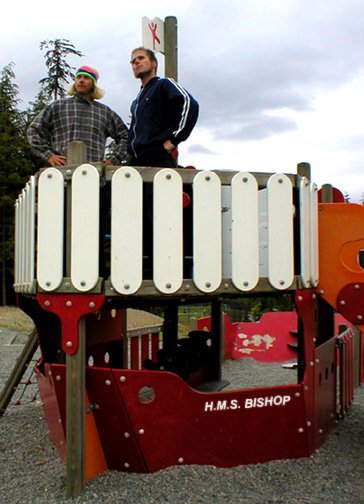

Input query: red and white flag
[142,16,165,54]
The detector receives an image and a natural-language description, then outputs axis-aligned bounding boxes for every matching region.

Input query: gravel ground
[1,323,364,503]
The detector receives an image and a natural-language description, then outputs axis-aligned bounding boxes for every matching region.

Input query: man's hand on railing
[48,154,67,167]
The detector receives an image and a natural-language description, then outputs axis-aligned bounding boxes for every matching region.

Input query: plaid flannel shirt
[27,95,128,164]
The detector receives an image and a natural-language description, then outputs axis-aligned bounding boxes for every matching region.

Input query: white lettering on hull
[204,395,291,412]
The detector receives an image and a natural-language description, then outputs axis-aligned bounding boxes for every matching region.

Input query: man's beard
[134,69,151,80]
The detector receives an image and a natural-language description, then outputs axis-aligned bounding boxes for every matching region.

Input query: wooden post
[65,141,87,499]
[67,141,87,165]
[164,16,178,80]
[65,142,87,277]
[297,162,311,180]
[66,317,86,498]
[321,183,333,203]
[317,183,335,349]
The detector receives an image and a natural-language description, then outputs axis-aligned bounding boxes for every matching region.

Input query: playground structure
[11,142,364,497]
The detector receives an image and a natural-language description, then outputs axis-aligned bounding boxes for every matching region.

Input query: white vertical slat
[23,187,30,290]
[29,175,36,291]
[23,185,29,291]
[14,198,19,292]
[299,177,311,288]
[71,164,100,291]
[193,171,222,293]
[111,167,143,294]
[37,168,64,291]
[22,190,27,289]
[18,191,25,289]
[14,199,20,290]
[154,169,183,293]
[231,172,259,291]
[24,177,36,292]
[24,182,30,291]
[267,173,294,290]
[310,182,319,287]
[22,190,26,289]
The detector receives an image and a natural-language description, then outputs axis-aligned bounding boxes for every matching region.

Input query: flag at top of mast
[142,16,165,54]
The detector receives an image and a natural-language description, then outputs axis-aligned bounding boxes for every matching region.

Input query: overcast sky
[1,0,363,200]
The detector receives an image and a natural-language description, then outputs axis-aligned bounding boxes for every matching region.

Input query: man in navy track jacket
[127,47,199,168]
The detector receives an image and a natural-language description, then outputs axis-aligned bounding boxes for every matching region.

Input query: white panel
[20,190,26,288]
[267,173,294,290]
[14,196,23,291]
[71,164,99,291]
[111,167,143,294]
[24,182,31,290]
[231,172,259,291]
[299,177,311,288]
[14,200,20,289]
[25,177,36,292]
[37,168,64,291]
[153,169,183,293]
[29,176,37,291]
[193,171,222,292]
[310,182,319,287]
[23,187,30,289]
[19,192,25,288]
[22,185,29,289]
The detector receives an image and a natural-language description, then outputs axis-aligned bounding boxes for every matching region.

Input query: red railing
[337,328,355,417]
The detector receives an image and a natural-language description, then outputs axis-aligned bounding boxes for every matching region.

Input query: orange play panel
[317,202,364,329]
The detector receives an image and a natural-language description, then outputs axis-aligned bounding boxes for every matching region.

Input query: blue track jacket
[128,77,199,160]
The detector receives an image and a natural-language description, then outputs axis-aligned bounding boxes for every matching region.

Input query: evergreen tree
[24,88,51,170]
[26,88,50,122]
[0,63,34,304]
[39,39,83,100]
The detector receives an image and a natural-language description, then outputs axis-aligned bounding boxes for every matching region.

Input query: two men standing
[27,48,199,169]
